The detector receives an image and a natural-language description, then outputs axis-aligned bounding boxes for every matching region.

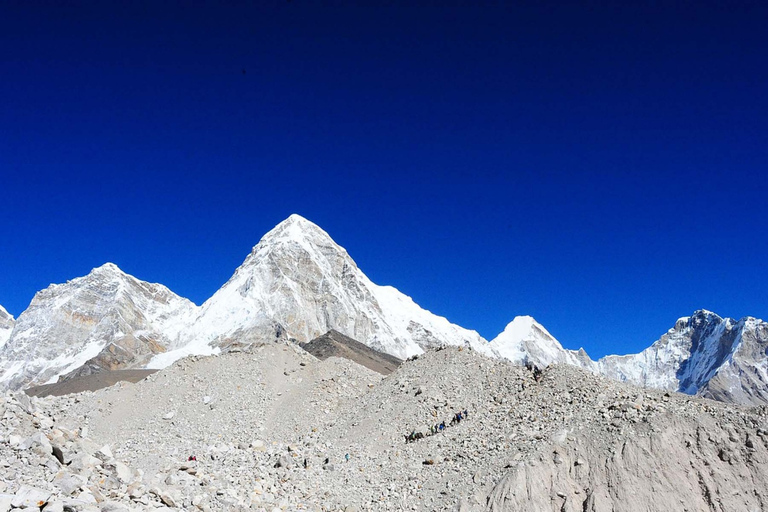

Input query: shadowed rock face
[699,318,768,405]
[0,263,196,390]
[300,329,403,375]
[25,369,157,397]
[596,310,768,405]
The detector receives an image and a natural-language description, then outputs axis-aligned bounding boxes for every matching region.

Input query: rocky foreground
[2,342,768,511]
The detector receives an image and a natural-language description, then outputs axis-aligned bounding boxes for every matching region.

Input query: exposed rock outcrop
[301,329,403,375]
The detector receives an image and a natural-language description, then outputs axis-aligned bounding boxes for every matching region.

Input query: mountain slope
[149,214,489,367]
[490,311,768,406]
[0,305,14,349]
[0,263,197,390]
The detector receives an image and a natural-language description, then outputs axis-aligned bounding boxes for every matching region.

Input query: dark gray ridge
[25,369,158,397]
[300,329,403,375]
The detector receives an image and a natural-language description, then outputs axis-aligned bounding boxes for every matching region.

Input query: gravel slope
[3,342,768,511]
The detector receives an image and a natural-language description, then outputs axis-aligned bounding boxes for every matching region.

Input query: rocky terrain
[2,342,767,511]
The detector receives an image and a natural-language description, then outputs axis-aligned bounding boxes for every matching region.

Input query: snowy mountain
[0,305,14,350]
[596,310,768,405]
[149,214,489,368]
[488,315,593,369]
[0,215,766,406]
[0,263,197,390]
[490,311,768,405]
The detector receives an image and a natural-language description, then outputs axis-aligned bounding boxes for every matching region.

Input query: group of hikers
[525,360,544,382]
[405,409,469,443]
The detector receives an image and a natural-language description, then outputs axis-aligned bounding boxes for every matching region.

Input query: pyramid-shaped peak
[271,214,322,232]
[259,214,336,248]
[91,262,125,275]
[285,213,311,224]
[496,315,552,340]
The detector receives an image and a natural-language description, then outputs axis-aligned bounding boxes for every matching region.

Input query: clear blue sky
[1,2,766,358]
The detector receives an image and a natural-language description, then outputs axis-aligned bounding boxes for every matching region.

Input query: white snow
[159,213,489,366]
[488,315,592,370]
[0,304,13,350]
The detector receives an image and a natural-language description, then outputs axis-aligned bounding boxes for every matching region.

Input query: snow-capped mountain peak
[2,216,767,406]
[149,215,489,368]
[489,315,593,368]
[260,213,333,244]
[93,261,123,274]
[596,309,768,404]
[0,264,197,390]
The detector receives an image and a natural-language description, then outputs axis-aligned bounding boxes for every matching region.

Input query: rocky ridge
[596,310,768,405]
[4,343,767,511]
[301,329,403,375]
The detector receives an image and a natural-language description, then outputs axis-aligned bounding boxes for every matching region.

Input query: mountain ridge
[0,262,197,389]
[0,214,766,405]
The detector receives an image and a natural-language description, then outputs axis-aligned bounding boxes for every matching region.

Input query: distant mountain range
[1,215,766,405]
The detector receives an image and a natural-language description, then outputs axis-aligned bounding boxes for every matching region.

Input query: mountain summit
[150,214,489,368]
[488,316,593,368]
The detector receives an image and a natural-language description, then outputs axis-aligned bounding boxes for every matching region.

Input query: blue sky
[1,2,766,358]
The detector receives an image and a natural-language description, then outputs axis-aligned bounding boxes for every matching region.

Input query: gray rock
[53,471,87,495]
[44,501,64,512]
[11,485,51,508]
